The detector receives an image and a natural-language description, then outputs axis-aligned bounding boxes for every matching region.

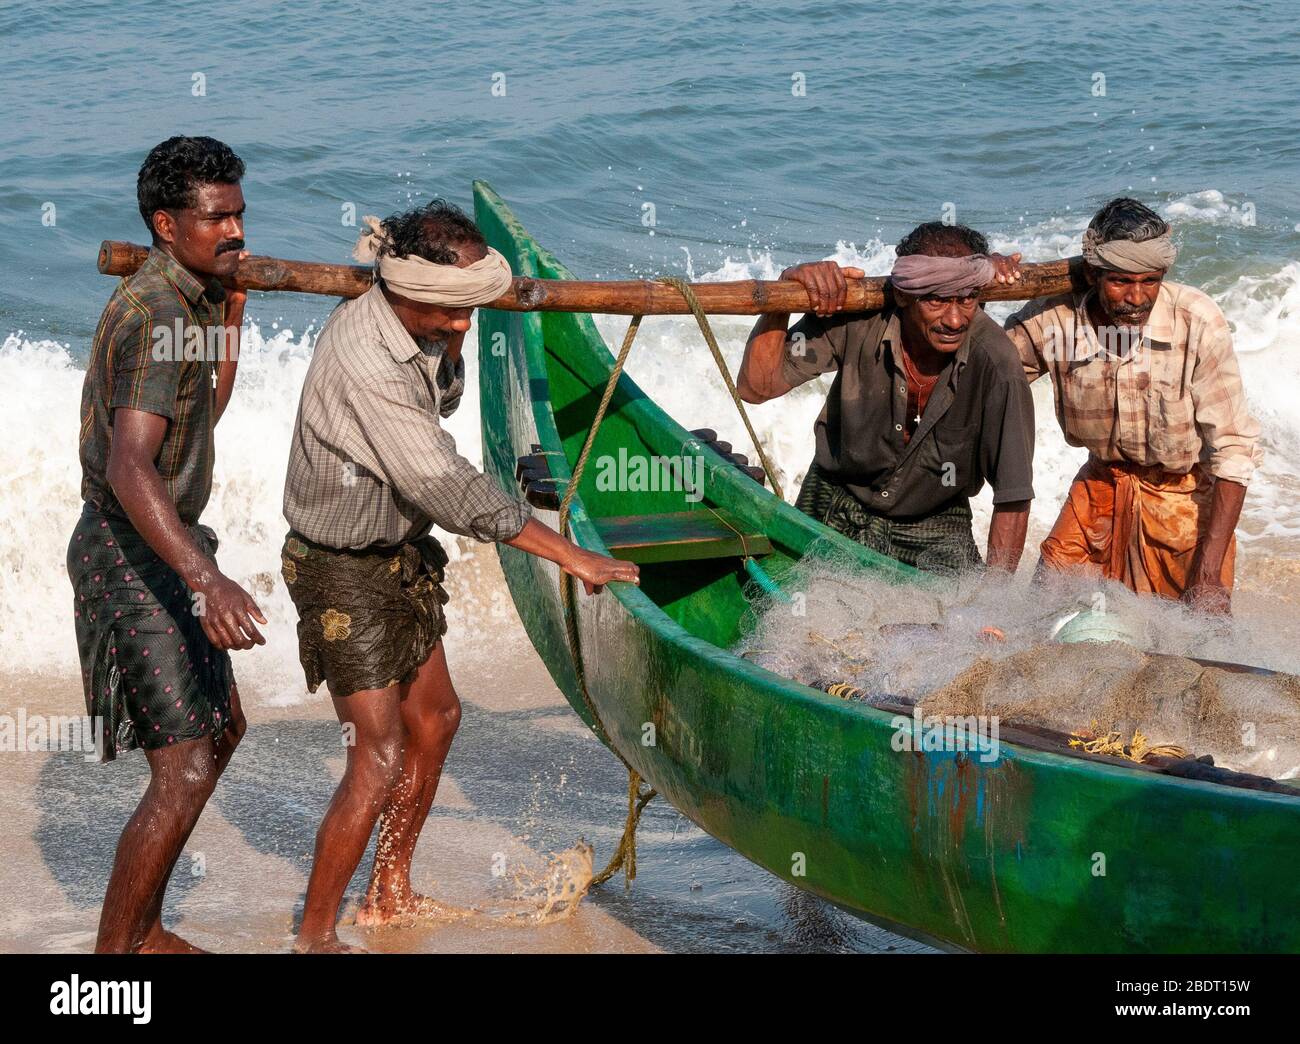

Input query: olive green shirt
[78,248,227,525]
[782,307,1036,519]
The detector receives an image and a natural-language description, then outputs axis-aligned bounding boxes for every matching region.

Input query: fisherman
[736,223,1035,575]
[1004,198,1262,612]
[281,200,639,953]
[67,136,265,953]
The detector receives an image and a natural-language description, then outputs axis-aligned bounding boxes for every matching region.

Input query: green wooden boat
[472,181,1300,953]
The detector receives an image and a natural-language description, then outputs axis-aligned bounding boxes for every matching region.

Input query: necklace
[899,348,942,425]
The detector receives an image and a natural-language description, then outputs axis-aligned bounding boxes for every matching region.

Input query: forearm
[215,303,243,422]
[503,517,580,569]
[986,501,1030,573]
[737,313,793,403]
[1195,478,1246,578]
[108,460,219,590]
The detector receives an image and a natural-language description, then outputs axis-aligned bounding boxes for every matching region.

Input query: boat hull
[473,181,1300,953]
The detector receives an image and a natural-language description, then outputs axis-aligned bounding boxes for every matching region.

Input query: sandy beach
[0,543,932,955]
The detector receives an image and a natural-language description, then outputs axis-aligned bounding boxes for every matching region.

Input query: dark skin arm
[213,253,248,423]
[986,500,1031,572]
[1183,477,1246,613]
[106,408,266,650]
[506,518,640,595]
[737,262,864,404]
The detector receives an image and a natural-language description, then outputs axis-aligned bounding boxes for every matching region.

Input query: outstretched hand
[563,547,640,595]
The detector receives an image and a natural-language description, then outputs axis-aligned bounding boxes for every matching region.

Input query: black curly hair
[1087,197,1170,243]
[895,221,989,258]
[376,200,486,265]
[137,136,245,238]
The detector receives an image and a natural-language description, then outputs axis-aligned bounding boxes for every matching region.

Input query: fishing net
[736,548,1300,779]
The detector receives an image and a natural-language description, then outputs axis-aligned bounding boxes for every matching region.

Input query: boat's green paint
[472,181,1300,953]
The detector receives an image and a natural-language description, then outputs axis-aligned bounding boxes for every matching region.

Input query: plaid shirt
[283,283,531,548]
[1005,282,1262,484]
[79,247,226,525]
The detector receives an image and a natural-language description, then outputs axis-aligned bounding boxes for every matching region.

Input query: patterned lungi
[794,459,982,576]
[281,531,450,699]
[66,509,234,762]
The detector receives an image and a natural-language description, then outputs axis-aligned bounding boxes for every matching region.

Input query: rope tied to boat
[555,278,785,888]
[1068,726,1189,764]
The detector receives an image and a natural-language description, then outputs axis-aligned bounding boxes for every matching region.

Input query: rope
[1068,726,1189,764]
[589,769,658,888]
[556,314,643,747]
[657,277,784,499]
[553,278,783,889]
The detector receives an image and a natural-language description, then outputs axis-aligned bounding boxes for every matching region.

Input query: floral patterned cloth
[281,531,449,698]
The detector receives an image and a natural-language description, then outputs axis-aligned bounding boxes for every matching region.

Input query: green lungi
[794,460,983,576]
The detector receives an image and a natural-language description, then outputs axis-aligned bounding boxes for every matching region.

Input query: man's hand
[224,249,250,316]
[781,262,865,317]
[1183,477,1246,616]
[562,546,641,595]
[505,517,640,594]
[193,572,267,650]
[1182,575,1231,615]
[987,252,1023,285]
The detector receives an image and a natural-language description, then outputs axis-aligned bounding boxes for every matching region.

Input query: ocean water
[1,0,1298,951]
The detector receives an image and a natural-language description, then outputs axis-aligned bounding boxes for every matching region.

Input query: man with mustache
[281,200,639,952]
[1004,198,1262,611]
[67,136,265,952]
[737,222,1035,576]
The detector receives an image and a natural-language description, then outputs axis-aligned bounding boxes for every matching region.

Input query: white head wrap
[1081,228,1177,273]
[889,253,996,298]
[353,215,514,307]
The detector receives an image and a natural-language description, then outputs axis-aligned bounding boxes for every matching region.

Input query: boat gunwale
[473,179,1300,814]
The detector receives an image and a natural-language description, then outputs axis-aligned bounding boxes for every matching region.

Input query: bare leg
[294,685,405,953]
[95,736,222,953]
[138,684,247,954]
[358,642,462,925]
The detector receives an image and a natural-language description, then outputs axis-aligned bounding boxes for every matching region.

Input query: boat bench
[592,510,771,564]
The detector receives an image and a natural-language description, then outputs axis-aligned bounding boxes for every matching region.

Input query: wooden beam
[98,239,1087,315]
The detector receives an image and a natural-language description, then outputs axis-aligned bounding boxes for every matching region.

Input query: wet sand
[0,547,927,955]
[7,532,1292,955]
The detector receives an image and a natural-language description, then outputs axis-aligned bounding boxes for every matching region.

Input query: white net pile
[736,551,1300,779]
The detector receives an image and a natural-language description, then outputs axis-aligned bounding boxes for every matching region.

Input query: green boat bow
[473,181,1300,953]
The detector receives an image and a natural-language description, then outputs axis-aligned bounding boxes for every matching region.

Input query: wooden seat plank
[592,510,772,564]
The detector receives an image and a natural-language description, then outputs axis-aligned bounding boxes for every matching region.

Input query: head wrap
[1081,228,1177,273]
[352,215,514,307]
[889,253,995,298]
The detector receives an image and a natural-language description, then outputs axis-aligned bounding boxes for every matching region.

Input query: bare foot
[355,892,470,928]
[293,935,368,954]
[139,926,208,954]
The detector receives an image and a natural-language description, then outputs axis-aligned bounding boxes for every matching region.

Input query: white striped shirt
[283,284,530,548]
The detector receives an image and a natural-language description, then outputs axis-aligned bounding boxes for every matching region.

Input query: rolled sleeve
[108,311,182,419]
[1189,317,1263,485]
[349,378,532,542]
[780,312,848,389]
[982,374,1036,504]
[1003,302,1051,384]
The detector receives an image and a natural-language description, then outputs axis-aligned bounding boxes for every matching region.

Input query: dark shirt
[78,248,227,526]
[781,306,1036,520]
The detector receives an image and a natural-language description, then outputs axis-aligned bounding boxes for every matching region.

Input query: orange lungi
[1039,456,1233,598]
